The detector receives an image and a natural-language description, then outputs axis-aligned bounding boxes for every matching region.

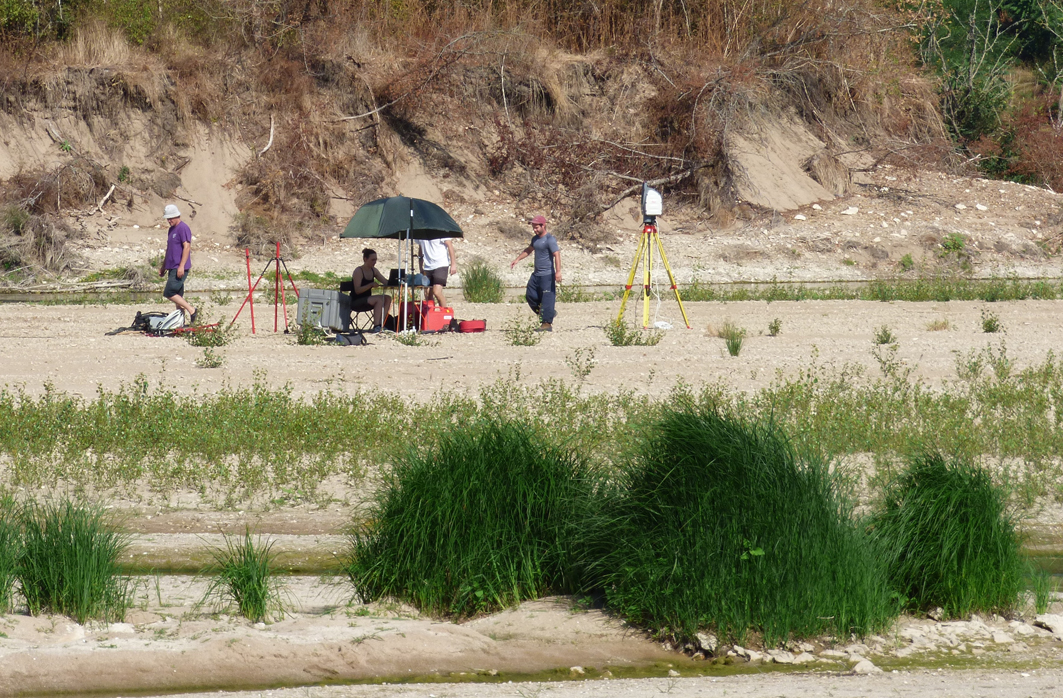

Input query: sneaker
[535,323,553,332]
[370,325,383,334]
[189,308,199,325]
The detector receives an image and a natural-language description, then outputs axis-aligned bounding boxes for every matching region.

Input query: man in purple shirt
[158,204,198,324]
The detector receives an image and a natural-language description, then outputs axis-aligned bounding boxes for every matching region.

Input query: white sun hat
[163,204,181,219]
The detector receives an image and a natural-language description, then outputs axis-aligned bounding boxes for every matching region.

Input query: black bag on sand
[335,331,367,346]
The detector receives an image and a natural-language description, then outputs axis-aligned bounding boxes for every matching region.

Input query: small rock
[819,649,847,658]
[745,650,763,663]
[976,204,988,211]
[667,669,680,677]
[928,607,945,621]
[853,659,883,674]
[794,214,807,221]
[1008,642,1029,652]
[1035,614,1063,637]
[794,652,815,664]
[1012,624,1035,636]
[569,666,585,675]
[696,632,718,654]
[767,650,795,664]
[254,622,266,630]
[992,631,1014,644]
[954,203,967,210]
[840,207,859,215]
[812,204,823,210]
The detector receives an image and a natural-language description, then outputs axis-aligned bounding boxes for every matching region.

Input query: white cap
[163,204,181,219]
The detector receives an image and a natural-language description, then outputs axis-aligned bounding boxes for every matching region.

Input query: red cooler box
[420,300,454,332]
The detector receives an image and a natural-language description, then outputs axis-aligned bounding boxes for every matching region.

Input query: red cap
[531,215,547,225]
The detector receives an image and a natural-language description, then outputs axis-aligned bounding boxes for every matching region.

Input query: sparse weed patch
[899,254,915,272]
[200,531,287,623]
[606,318,661,346]
[925,319,950,331]
[18,499,131,623]
[505,314,543,346]
[768,318,782,337]
[295,318,330,346]
[195,347,225,368]
[873,325,897,345]
[565,347,597,385]
[981,308,1002,333]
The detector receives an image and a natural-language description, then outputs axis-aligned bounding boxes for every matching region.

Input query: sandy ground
[1,297,1062,401]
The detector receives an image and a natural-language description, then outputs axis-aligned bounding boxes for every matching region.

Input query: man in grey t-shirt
[510,215,562,332]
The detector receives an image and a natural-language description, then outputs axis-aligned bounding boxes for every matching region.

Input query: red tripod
[230,242,300,333]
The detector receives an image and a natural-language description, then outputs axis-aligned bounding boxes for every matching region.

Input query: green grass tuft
[504,314,544,346]
[17,499,131,623]
[0,497,18,613]
[461,258,505,303]
[597,407,894,645]
[869,452,1025,618]
[200,531,287,623]
[346,419,598,617]
[716,320,746,356]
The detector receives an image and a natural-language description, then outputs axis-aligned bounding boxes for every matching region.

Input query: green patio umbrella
[340,196,463,240]
[340,196,463,332]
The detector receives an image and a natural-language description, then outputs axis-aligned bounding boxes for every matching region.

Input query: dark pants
[163,268,188,298]
[525,273,556,324]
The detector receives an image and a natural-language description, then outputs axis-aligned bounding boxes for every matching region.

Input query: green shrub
[869,452,1025,618]
[767,318,782,337]
[195,347,224,368]
[18,499,131,623]
[605,318,661,346]
[981,308,1002,333]
[0,497,18,613]
[874,325,897,345]
[346,420,598,617]
[200,531,286,622]
[899,253,915,272]
[461,258,505,303]
[598,407,893,645]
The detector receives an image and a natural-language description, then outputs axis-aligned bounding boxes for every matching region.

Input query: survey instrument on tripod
[617,183,691,329]
[230,242,300,333]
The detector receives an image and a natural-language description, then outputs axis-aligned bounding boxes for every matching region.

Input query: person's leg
[431,284,446,307]
[367,296,385,326]
[163,269,196,319]
[539,275,556,325]
[525,275,541,316]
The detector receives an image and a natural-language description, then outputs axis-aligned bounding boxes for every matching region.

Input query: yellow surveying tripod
[617,184,691,329]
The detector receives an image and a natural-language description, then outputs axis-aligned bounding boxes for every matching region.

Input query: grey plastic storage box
[296,288,349,331]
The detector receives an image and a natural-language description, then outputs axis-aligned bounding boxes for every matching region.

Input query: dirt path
[165,669,1063,698]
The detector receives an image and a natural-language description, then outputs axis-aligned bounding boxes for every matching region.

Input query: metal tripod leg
[617,225,649,322]
[653,230,691,329]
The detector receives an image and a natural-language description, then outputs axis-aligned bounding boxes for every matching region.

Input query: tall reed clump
[346,419,598,617]
[200,531,287,623]
[596,407,894,645]
[18,500,131,623]
[0,497,19,613]
[869,452,1025,618]
[461,258,505,303]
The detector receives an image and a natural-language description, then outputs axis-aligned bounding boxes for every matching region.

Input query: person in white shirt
[417,237,457,307]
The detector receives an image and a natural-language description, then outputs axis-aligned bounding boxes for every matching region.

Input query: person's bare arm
[373,268,389,286]
[511,245,534,269]
[445,239,457,275]
[177,241,190,279]
[553,250,562,283]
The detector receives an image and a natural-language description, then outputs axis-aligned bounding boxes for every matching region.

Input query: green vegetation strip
[3,343,1063,501]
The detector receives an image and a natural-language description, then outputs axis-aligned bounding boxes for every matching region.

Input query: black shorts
[163,268,188,298]
[426,267,448,287]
